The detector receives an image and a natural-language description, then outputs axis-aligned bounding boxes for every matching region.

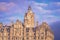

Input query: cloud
[31,1,60,14]
[0,2,16,11]
[35,14,60,24]
[31,1,52,14]
[32,1,48,7]
[46,2,60,10]
[51,2,60,6]
[53,9,60,14]
[0,2,23,16]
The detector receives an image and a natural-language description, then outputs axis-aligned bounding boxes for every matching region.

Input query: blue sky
[0,0,60,24]
[0,0,60,40]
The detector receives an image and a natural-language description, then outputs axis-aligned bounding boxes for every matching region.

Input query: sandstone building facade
[0,6,54,40]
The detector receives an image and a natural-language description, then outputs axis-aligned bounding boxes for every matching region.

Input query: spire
[27,5,33,13]
[28,5,31,10]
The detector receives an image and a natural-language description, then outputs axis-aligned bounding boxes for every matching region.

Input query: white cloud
[31,1,60,14]
[31,2,52,14]
[32,1,48,7]
[53,9,60,13]
[0,2,16,11]
[0,2,23,16]
[35,14,60,24]
[51,2,60,6]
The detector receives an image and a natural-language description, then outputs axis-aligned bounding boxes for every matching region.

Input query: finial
[36,21,38,26]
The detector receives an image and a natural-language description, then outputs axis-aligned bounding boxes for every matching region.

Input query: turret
[0,23,3,29]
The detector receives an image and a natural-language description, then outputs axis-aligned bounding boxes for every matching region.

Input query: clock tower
[24,6,35,28]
